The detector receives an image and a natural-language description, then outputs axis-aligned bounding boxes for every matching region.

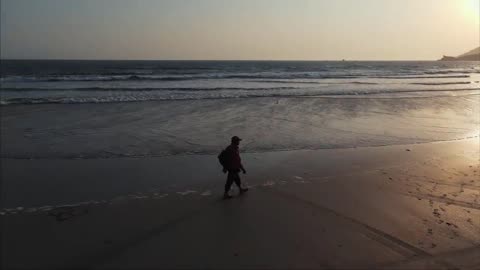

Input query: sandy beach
[1,137,479,269]
[2,0,480,268]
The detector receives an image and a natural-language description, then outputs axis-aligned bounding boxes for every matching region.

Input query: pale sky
[1,0,479,60]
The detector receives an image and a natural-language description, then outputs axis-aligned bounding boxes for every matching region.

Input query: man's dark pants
[225,169,242,193]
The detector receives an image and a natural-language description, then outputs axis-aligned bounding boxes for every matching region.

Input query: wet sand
[1,138,480,269]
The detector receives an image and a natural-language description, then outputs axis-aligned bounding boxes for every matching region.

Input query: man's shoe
[240,188,249,194]
[223,193,233,199]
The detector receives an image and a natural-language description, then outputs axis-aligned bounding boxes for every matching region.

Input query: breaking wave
[2,88,478,105]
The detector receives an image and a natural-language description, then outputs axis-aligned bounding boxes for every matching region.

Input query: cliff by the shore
[439,47,480,61]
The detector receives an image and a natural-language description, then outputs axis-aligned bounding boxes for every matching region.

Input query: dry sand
[1,138,479,269]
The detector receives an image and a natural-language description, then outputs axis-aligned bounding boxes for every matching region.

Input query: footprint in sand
[445,222,459,229]
[48,206,89,222]
[110,196,128,204]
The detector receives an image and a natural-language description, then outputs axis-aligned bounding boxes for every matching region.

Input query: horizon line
[0,58,443,62]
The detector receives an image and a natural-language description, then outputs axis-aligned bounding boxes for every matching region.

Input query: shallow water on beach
[1,95,479,159]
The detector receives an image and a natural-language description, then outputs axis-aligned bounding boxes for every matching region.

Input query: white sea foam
[177,190,197,196]
[263,181,276,186]
[153,194,169,199]
[200,191,212,196]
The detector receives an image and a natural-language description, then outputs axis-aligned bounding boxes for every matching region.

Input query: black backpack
[218,148,229,168]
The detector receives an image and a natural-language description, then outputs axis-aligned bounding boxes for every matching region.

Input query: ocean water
[1,60,479,159]
[1,60,480,104]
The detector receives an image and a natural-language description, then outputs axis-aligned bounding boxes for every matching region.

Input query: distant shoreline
[439,55,480,61]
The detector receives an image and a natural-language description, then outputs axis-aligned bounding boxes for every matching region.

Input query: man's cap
[231,136,242,142]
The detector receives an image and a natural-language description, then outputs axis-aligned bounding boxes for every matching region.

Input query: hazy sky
[1,0,479,60]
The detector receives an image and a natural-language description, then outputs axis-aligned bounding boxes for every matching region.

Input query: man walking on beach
[220,136,248,199]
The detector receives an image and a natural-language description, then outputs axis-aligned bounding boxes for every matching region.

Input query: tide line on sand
[1,175,318,216]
